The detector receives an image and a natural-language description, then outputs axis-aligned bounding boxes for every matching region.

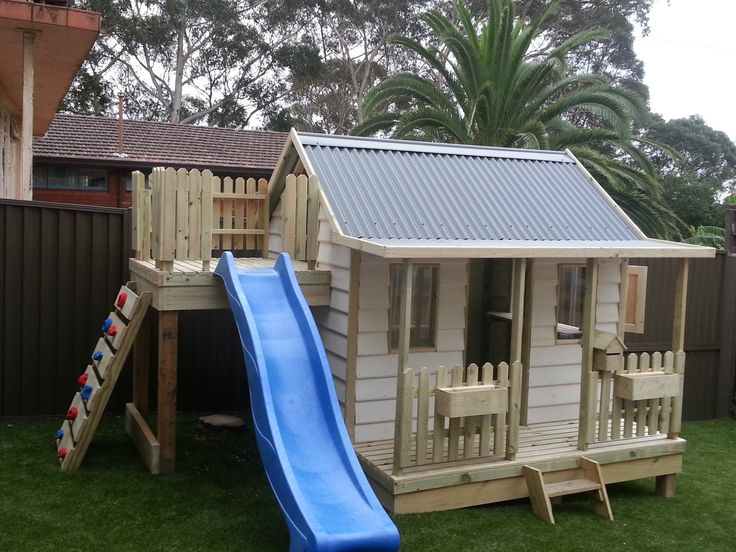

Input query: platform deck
[355,420,685,513]
[129,257,331,310]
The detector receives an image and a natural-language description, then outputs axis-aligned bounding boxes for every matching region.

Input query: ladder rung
[546,478,601,498]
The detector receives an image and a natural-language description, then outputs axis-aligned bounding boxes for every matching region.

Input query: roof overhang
[332,235,716,259]
[0,0,100,135]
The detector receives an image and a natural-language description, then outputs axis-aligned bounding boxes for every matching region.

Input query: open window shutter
[624,265,648,333]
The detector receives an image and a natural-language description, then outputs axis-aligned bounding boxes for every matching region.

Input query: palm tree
[353,0,681,238]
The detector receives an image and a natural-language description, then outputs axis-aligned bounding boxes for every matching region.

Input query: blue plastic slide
[215,252,400,552]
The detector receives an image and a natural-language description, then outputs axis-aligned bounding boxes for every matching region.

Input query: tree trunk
[170,4,186,123]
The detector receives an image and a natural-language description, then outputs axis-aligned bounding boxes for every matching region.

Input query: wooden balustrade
[588,350,684,443]
[132,168,269,270]
[393,361,519,474]
[281,174,320,269]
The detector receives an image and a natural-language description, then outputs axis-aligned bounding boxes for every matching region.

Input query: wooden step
[546,478,601,498]
[523,457,613,524]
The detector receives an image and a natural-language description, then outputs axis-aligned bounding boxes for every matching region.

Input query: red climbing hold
[58,448,68,459]
[78,373,89,388]
[106,325,118,337]
[116,292,128,308]
[66,407,79,421]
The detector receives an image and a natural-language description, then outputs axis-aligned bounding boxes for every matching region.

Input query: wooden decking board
[129,256,331,310]
[355,419,679,496]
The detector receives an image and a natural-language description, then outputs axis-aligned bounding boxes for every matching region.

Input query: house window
[557,264,586,340]
[389,264,439,350]
[33,164,108,191]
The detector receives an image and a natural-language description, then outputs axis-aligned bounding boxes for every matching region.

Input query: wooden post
[157,311,178,473]
[578,259,599,450]
[506,258,526,460]
[259,178,269,258]
[201,170,213,270]
[306,175,320,270]
[668,258,689,439]
[132,308,151,415]
[19,31,35,200]
[344,249,360,440]
[393,259,413,474]
[520,259,534,426]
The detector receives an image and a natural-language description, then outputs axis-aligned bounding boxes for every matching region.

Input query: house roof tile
[34,113,287,172]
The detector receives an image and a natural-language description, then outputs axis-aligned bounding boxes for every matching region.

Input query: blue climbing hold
[101,318,113,333]
[81,385,93,400]
[93,351,103,362]
[55,429,64,440]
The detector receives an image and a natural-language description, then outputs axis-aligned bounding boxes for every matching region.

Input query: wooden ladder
[522,457,613,524]
[54,283,151,470]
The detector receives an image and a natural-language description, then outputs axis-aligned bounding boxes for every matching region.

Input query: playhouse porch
[356,419,685,514]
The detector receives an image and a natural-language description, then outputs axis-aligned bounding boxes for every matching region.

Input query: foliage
[514,0,654,83]
[353,0,680,238]
[684,225,725,249]
[265,0,428,134]
[2,417,735,550]
[64,0,315,126]
[643,115,736,229]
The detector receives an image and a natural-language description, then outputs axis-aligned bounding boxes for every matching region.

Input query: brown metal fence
[0,199,247,417]
[0,199,131,416]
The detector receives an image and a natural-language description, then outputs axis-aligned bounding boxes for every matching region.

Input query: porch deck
[129,257,331,311]
[355,420,685,513]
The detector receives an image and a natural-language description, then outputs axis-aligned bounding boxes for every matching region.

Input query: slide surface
[215,252,400,552]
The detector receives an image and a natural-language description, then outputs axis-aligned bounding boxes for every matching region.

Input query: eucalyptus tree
[353,0,680,238]
[65,0,315,126]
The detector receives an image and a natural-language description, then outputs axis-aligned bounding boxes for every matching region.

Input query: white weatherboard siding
[311,207,351,410]
[354,255,468,443]
[526,259,621,424]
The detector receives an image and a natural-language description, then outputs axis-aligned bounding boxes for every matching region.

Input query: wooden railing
[281,174,320,269]
[132,167,269,271]
[585,351,684,444]
[393,361,520,474]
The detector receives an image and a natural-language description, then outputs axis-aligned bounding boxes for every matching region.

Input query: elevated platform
[129,257,331,311]
[355,420,685,514]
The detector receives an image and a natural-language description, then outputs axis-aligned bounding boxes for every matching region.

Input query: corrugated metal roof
[299,133,639,242]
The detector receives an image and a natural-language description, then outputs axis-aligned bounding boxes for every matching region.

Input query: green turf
[0,417,733,551]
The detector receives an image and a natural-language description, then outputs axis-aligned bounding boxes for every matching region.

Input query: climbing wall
[55,284,151,470]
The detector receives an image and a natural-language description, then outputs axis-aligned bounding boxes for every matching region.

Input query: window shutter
[624,265,648,334]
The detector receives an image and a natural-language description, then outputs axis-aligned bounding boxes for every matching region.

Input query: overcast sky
[634,0,736,142]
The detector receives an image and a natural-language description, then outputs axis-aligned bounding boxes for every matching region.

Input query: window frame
[388,263,440,352]
[32,163,109,191]
[556,263,587,342]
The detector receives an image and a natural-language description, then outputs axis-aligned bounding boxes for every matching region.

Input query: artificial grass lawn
[1,417,733,551]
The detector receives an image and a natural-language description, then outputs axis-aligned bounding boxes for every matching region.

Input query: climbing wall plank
[58,285,151,470]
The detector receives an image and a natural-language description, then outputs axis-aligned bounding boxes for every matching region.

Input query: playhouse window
[389,264,438,351]
[557,264,586,340]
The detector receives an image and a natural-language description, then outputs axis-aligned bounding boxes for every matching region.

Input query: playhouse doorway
[466,259,512,366]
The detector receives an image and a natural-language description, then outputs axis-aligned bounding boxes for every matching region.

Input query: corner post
[578,258,599,450]
[668,258,689,439]
[157,310,179,473]
[20,31,36,200]
[506,258,526,460]
[393,259,413,474]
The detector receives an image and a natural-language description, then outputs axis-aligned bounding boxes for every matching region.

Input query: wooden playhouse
[57,129,715,524]
[264,131,714,518]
